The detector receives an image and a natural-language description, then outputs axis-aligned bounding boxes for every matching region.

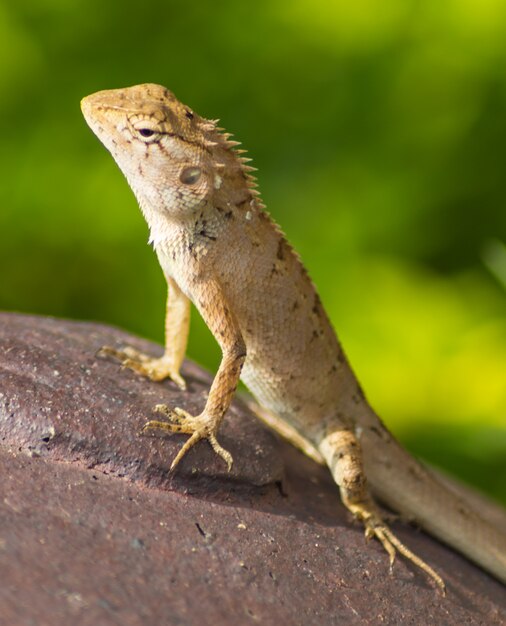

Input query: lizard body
[81,84,506,591]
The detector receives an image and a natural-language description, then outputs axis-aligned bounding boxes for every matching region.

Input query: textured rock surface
[0,313,282,491]
[0,312,504,625]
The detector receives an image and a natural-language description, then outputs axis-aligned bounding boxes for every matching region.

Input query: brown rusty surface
[0,312,505,626]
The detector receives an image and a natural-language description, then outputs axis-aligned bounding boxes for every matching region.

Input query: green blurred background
[0,0,504,503]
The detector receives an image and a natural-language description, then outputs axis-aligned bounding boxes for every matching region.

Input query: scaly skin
[81,83,506,591]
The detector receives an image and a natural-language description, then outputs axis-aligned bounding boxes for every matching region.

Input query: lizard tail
[360,412,506,585]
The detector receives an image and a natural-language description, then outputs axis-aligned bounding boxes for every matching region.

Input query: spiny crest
[192,104,307,274]
[205,122,308,270]
[193,117,264,207]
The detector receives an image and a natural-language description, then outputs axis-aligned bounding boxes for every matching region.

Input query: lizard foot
[349,502,445,593]
[97,345,186,389]
[141,404,233,472]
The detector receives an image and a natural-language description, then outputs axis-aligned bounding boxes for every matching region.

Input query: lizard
[80,83,506,592]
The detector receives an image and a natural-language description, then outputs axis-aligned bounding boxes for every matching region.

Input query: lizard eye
[129,114,162,142]
[180,166,202,185]
[133,126,161,143]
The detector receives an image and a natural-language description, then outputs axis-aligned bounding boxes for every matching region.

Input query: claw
[152,404,175,418]
[96,345,122,359]
[352,504,445,593]
[96,344,186,388]
[208,434,233,471]
[141,405,234,472]
[169,431,205,472]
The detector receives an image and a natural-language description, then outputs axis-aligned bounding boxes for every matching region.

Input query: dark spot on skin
[270,263,280,276]
[349,475,362,486]
[407,467,420,482]
[233,341,247,358]
[337,352,345,364]
[352,395,360,405]
[236,198,250,209]
[138,164,143,176]
[311,330,319,341]
[369,426,382,437]
[216,206,234,220]
[330,364,338,373]
[198,230,217,241]
[276,239,287,261]
[355,384,365,400]
[292,301,299,311]
[185,109,194,120]
[313,328,325,339]
[191,216,218,248]
[312,294,322,316]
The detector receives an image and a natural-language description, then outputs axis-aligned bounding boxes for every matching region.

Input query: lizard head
[81,83,248,224]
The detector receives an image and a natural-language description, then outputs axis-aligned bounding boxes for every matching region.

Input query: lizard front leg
[99,277,190,389]
[142,279,246,472]
[319,429,445,592]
